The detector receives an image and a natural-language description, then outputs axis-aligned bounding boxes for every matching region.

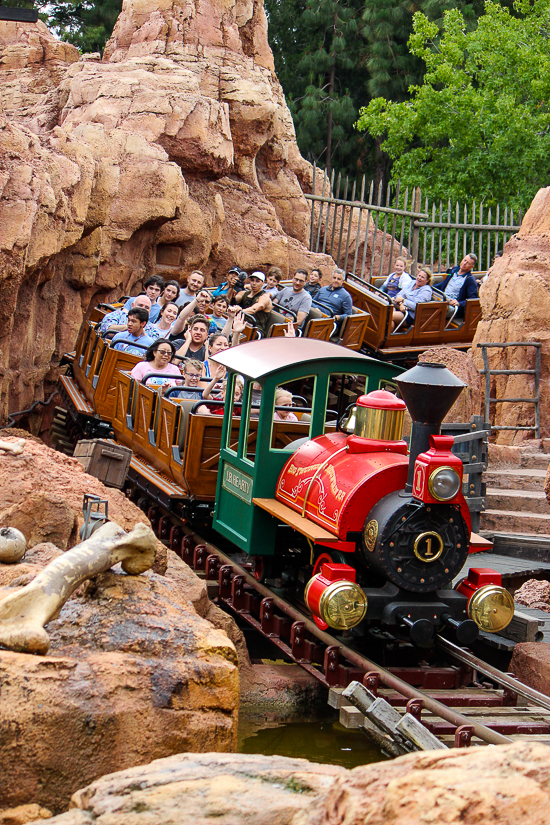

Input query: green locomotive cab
[211,338,402,557]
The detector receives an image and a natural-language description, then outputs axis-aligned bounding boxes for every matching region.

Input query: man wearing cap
[233,271,272,335]
[212,267,246,304]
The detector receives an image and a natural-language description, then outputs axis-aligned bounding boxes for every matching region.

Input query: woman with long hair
[203,332,230,379]
[153,302,179,335]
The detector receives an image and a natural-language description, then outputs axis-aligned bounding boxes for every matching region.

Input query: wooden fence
[306,166,522,277]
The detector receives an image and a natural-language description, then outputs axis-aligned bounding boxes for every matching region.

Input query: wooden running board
[253,497,339,543]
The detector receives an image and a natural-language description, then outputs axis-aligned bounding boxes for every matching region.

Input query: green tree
[9,0,122,54]
[267,0,364,176]
[357,0,550,210]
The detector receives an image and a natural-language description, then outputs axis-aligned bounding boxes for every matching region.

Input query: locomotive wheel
[251,556,271,582]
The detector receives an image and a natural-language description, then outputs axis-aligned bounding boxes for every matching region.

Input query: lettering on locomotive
[222,465,253,504]
[364,519,378,552]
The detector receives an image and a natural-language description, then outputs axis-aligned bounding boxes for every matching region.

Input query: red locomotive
[270,362,514,647]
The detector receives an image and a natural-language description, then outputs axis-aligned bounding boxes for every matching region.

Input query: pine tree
[8,0,122,54]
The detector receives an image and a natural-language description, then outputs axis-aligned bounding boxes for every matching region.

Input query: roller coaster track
[141,508,550,750]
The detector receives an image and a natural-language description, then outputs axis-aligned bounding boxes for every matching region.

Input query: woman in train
[203,333,230,380]
[391,266,433,330]
[380,257,413,298]
[153,302,179,336]
[130,339,182,389]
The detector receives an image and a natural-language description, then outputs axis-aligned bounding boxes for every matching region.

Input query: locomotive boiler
[275,361,514,647]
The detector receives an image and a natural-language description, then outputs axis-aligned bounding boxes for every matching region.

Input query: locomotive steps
[481,443,550,556]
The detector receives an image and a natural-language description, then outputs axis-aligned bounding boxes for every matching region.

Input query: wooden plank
[253,498,339,543]
[498,608,545,643]
[340,706,364,729]
[396,713,448,750]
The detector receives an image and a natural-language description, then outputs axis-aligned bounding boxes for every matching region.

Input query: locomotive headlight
[467,584,515,633]
[428,466,461,501]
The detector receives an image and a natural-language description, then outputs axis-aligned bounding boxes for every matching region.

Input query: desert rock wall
[0,1,334,422]
[472,187,550,443]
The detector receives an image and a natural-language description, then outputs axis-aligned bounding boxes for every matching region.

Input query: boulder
[31,741,550,825]
[471,186,550,444]
[315,740,550,825]
[514,579,550,611]
[0,437,163,561]
[0,563,238,813]
[420,347,483,424]
[0,436,244,813]
[510,643,550,697]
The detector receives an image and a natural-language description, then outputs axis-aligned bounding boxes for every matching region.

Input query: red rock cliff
[0,1,334,421]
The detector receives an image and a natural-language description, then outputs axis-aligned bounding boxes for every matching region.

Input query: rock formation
[0,437,241,813]
[514,579,550,614]
[0,0,343,423]
[420,347,483,424]
[471,187,550,443]
[29,741,550,825]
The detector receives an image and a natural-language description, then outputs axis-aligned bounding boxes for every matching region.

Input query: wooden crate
[73,439,132,489]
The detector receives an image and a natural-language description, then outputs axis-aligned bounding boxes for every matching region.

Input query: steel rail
[437,636,550,712]
[181,525,513,746]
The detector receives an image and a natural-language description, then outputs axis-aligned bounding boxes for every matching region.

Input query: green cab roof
[211,337,387,381]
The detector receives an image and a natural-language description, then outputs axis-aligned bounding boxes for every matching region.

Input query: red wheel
[312,552,334,578]
[251,556,265,582]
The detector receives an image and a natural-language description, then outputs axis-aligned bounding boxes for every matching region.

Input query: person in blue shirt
[439,253,479,318]
[313,268,353,328]
[391,267,433,330]
[380,258,414,297]
[212,267,246,303]
[111,308,156,356]
[99,295,160,340]
[122,275,165,323]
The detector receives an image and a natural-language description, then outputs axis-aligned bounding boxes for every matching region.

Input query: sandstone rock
[0,550,239,813]
[510,643,550,697]
[33,742,550,825]
[315,740,550,825]
[47,752,346,825]
[0,804,52,825]
[0,0,405,423]
[472,186,550,444]
[0,437,158,554]
[514,579,550,609]
[420,347,483,423]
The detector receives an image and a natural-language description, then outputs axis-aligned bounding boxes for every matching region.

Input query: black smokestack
[396,362,466,492]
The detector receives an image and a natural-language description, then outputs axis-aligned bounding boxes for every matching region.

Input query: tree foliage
[357,0,550,209]
[9,0,122,54]
[266,0,367,176]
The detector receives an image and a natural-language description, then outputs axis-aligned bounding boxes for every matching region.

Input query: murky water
[238,711,388,769]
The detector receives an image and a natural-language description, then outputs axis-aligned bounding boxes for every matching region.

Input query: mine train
[57,314,514,649]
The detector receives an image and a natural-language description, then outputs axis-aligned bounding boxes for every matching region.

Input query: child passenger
[273,388,298,421]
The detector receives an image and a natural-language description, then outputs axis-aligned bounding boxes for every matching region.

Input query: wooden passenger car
[344,274,481,362]
[59,321,402,517]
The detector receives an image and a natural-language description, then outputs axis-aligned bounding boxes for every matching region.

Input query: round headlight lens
[428,466,461,501]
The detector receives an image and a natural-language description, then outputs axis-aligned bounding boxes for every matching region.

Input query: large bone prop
[0,521,156,654]
[0,438,25,455]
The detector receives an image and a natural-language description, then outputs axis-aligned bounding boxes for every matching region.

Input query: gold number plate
[413,531,444,563]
